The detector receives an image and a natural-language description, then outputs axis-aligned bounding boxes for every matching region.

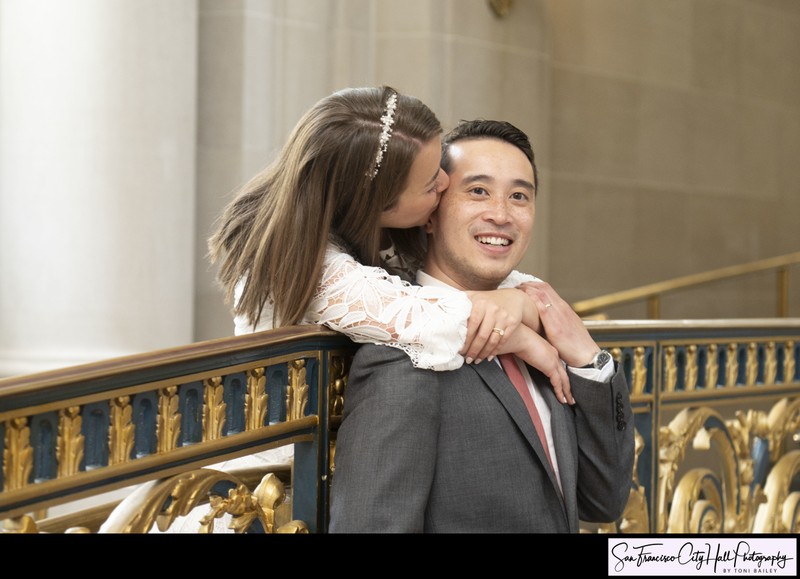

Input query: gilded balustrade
[592,320,800,534]
[1,320,798,534]
[0,327,357,533]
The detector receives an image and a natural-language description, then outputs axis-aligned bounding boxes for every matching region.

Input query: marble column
[0,0,198,376]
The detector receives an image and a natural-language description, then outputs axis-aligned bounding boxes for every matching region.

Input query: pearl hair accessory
[368,92,398,179]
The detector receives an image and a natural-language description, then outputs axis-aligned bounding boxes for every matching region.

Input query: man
[328,120,634,533]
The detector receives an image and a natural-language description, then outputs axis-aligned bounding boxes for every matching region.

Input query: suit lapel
[472,360,564,499]
[529,366,579,530]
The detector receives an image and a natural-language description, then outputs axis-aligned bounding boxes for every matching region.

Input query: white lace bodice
[234,241,539,371]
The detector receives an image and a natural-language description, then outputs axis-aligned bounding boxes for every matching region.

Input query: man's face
[424,137,535,291]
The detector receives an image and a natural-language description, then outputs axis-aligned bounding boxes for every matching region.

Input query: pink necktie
[498,353,554,470]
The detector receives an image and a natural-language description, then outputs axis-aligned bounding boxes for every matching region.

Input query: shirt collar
[416,269,456,290]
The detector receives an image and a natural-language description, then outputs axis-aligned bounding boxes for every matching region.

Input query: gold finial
[489,0,513,18]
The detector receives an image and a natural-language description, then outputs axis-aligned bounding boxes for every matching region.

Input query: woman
[208,85,552,373]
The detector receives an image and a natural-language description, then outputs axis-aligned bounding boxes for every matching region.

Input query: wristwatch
[580,349,612,370]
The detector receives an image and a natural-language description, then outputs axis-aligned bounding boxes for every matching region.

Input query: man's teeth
[476,236,509,246]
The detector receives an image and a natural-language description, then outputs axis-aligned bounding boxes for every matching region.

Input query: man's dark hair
[441,119,538,192]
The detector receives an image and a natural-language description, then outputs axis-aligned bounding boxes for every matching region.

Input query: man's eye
[470,187,488,196]
[511,192,529,201]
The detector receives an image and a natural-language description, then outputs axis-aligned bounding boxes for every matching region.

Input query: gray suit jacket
[329,344,635,533]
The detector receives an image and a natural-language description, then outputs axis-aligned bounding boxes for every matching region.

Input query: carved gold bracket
[157,385,181,453]
[489,0,513,18]
[658,407,741,533]
[3,418,32,492]
[203,376,226,441]
[656,397,799,534]
[246,367,268,430]
[287,360,308,421]
[108,396,134,466]
[96,468,307,534]
[57,406,83,477]
[752,450,800,533]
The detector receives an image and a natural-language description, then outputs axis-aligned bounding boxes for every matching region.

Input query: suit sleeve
[569,362,635,523]
[328,345,440,532]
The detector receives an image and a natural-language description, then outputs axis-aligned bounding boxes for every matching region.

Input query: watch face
[596,351,612,368]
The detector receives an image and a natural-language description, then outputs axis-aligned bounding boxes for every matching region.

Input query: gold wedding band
[545,303,553,309]
[492,327,505,337]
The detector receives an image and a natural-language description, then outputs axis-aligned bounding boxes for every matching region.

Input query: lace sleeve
[306,244,471,371]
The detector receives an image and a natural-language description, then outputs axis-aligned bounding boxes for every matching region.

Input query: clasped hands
[462,281,601,405]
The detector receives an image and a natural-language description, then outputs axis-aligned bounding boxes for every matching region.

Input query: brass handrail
[572,251,800,319]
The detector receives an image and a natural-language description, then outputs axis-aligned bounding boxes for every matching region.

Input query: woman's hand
[502,325,573,405]
[517,280,600,368]
[461,288,539,364]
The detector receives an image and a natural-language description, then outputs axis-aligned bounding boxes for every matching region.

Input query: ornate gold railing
[0,326,357,533]
[572,251,800,319]
[1,319,799,533]
[594,318,800,534]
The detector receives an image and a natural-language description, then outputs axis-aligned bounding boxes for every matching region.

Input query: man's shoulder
[347,344,439,401]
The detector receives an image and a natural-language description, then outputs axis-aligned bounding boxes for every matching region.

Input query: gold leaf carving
[287,360,308,421]
[329,355,349,419]
[203,376,226,441]
[3,418,33,491]
[784,341,795,383]
[631,346,647,395]
[157,386,181,454]
[109,396,134,465]
[705,344,718,389]
[752,450,800,533]
[664,346,676,392]
[56,406,84,478]
[246,368,267,431]
[658,408,740,533]
[685,345,698,391]
[98,469,307,534]
[1,515,39,534]
[725,343,739,387]
[765,397,800,461]
[746,342,758,386]
[765,341,777,385]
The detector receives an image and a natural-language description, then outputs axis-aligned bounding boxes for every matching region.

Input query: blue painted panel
[132,392,158,458]
[82,402,109,469]
[266,364,288,425]
[675,346,687,391]
[793,343,800,382]
[30,412,58,483]
[756,343,766,384]
[697,346,709,388]
[223,372,247,435]
[179,381,204,445]
[306,358,319,416]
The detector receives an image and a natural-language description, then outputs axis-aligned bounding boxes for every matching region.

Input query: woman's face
[379,137,449,229]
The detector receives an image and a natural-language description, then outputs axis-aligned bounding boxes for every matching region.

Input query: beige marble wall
[546,0,800,319]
